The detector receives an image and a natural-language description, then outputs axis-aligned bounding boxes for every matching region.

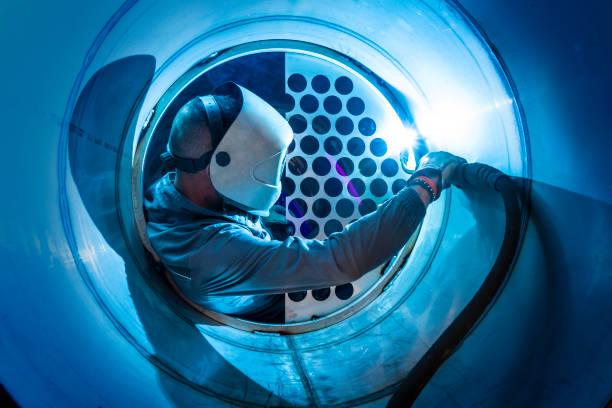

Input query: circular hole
[300,94,319,114]
[392,179,407,194]
[358,198,377,216]
[312,75,331,93]
[370,178,388,197]
[347,97,365,115]
[215,151,231,167]
[287,139,296,154]
[324,178,343,197]
[288,291,307,302]
[347,178,366,197]
[347,137,365,156]
[281,176,295,196]
[289,114,307,134]
[381,158,399,177]
[312,198,332,218]
[312,287,331,301]
[358,117,376,136]
[323,95,342,115]
[300,219,320,239]
[335,157,354,177]
[312,156,331,176]
[358,158,377,177]
[335,76,354,95]
[300,135,319,155]
[278,93,296,114]
[288,198,308,218]
[370,138,388,157]
[335,116,354,135]
[288,73,307,92]
[288,156,307,175]
[336,198,355,218]
[300,177,320,197]
[323,136,343,155]
[312,115,331,134]
[335,283,354,300]
[324,219,343,236]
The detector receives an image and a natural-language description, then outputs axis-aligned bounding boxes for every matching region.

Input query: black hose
[387,163,522,407]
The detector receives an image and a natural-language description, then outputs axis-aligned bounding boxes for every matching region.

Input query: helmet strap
[199,95,225,147]
[160,145,213,174]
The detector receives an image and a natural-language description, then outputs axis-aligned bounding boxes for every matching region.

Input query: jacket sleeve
[186,186,426,296]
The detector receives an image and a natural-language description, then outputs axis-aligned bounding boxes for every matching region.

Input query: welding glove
[411,151,466,200]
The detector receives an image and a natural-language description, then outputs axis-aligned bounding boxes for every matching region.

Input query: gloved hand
[410,151,466,200]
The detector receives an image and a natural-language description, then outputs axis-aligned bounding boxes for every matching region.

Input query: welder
[144,82,465,323]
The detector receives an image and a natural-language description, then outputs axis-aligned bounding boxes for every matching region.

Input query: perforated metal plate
[283,52,415,322]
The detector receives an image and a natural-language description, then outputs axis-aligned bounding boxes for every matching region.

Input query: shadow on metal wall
[69,56,292,407]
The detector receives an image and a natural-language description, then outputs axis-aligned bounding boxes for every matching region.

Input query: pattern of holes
[283,55,415,315]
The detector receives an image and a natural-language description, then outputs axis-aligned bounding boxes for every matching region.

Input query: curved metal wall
[428,2,612,407]
[0,1,610,407]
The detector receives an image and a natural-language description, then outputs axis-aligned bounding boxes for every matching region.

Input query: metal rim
[131,40,423,334]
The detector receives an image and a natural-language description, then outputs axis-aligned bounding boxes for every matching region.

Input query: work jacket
[144,172,425,318]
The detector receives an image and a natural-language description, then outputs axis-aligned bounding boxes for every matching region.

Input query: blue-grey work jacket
[144,172,425,317]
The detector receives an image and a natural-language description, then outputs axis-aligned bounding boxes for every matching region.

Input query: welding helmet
[160,82,293,216]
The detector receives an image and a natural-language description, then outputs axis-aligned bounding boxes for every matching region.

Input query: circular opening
[324,95,342,114]
[136,41,423,332]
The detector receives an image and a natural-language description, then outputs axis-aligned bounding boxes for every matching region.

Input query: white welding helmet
[209,84,293,216]
[161,82,293,216]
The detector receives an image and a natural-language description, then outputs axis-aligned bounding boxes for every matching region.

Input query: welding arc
[387,163,523,407]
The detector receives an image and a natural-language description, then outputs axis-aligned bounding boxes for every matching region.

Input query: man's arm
[187,186,427,296]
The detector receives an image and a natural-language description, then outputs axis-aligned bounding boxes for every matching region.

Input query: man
[145,82,464,323]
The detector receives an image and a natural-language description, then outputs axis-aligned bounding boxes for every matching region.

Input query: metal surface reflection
[0,0,610,407]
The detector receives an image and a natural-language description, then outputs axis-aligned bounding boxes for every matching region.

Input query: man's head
[162,82,294,216]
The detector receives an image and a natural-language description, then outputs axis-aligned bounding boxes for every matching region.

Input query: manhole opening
[138,41,420,331]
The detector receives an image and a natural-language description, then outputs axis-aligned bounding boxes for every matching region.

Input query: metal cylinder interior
[1,1,611,407]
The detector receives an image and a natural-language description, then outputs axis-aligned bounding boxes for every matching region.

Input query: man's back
[145,172,427,320]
